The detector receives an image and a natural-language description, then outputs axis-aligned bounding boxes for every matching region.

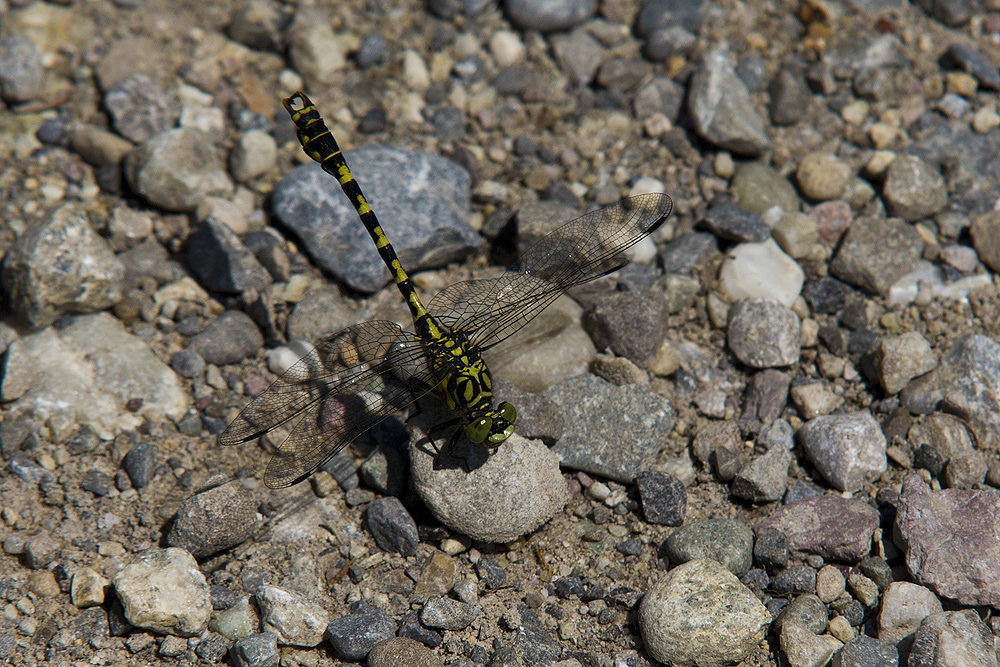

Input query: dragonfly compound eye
[466,417,491,443]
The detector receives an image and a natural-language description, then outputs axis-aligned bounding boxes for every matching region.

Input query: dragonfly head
[465,401,517,449]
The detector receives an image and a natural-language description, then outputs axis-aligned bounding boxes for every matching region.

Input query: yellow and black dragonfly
[219,92,673,488]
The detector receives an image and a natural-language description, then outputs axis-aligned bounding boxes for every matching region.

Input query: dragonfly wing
[430,193,672,349]
[218,320,443,488]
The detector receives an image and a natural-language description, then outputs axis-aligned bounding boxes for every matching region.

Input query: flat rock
[3,313,188,439]
[797,411,887,492]
[756,494,879,562]
[688,49,771,156]
[124,128,233,212]
[112,547,212,637]
[256,585,329,647]
[895,474,1000,606]
[167,480,259,558]
[829,216,924,296]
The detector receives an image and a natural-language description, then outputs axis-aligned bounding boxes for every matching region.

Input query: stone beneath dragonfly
[408,404,567,543]
[544,374,676,483]
[272,150,481,293]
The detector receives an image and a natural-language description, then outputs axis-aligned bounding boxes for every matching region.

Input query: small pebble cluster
[1,0,1000,666]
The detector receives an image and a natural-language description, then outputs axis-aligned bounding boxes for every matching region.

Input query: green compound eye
[466,417,491,443]
[499,402,516,423]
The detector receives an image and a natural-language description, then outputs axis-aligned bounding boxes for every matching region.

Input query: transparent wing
[219,321,445,488]
[429,193,673,349]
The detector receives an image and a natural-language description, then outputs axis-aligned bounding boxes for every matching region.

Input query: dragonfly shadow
[408,401,491,473]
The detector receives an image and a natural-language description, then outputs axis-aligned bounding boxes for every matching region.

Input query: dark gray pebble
[658,232,718,275]
[170,349,206,379]
[582,290,671,368]
[81,469,114,497]
[186,218,273,295]
[771,565,816,596]
[503,0,597,32]
[325,611,395,660]
[229,632,279,667]
[396,611,442,648]
[167,480,259,558]
[365,496,419,556]
[476,559,507,589]
[832,633,900,667]
[187,310,264,366]
[636,470,686,526]
[753,525,788,570]
[702,200,770,243]
[663,518,753,575]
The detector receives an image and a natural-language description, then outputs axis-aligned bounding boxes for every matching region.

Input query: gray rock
[727,298,801,368]
[325,610,396,660]
[882,155,947,222]
[272,153,480,293]
[230,633,279,667]
[0,35,43,103]
[167,481,259,558]
[634,76,686,122]
[186,218,273,295]
[550,29,605,87]
[255,585,329,647]
[753,525,788,569]
[103,74,180,143]
[638,559,769,667]
[170,349,206,379]
[582,290,670,368]
[595,57,651,92]
[688,49,771,156]
[756,495,878,562]
[908,610,995,667]
[779,624,843,667]
[772,565,817,597]
[830,216,924,296]
[124,128,234,212]
[230,129,278,182]
[769,68,810,126]
[798,411,887,492]
[4,313,187,439]
[944,41,1000,91]
[2,204,125,328]
[545,374,675,483]
[112,547,212,636]
[121,440,157,488]
[286,290,362,343]
[664,518,754,576]
[502,0,597,32]
[187,310,263,365]
[831,634,899,667]
[409,415,567,542]
[866,332,937,394]
[943,450,987,489]
[367,637,442,667]
[643,25,696,62]
[702,201,770,242]
[636,470,686,526]
[895,474,1000,606]
[23,533,60,570]
[420,597,477,631]
[732,442,792,503]
[634,0,709,36]
[731,162,801,215]
[877,581,942,644]
[774,594,827,635]
[365,497,419,556]
[658,232,718,275]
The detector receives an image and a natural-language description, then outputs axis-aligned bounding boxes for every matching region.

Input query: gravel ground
[2,0,1000,666]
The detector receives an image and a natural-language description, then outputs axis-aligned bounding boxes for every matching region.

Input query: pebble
[503,0,597,32]
[124,128,234,212]
[256,585,329,647]
[731,162,801,215]
[772,211,818,259]
[409,427,567,543]
[796,152,851,201]
[944,41,1000,91]
[866,331,937,394]
[186,217,272,294]
[797,411,886,492]
[0,35,43,103]
[286,16,351,87]
[895,475,1000,606]
[112,547,212,636]
[272,152,480,293]
[779,624,843,667]
[790,382,843,420]
[970,211,1000,272]
[638,559,769,667]
[1,204,125,328]
[545,374,675,483]
[211,596,259,639]
[187,310,264,365]
[753,525,788,570]
[582,290,670,368]
[769,68,810,126]
[635,471,686,526]
[829,216,924,296]
[229,632,279,667]
[325,609,396,660]
[726,297,801,368]
[719,240,805,308]
[420,597,477,631]
[634,77,685,123]
[658,232,718,275]
[701,200,770,242]
[663,518,753,576]
[731,438,792,504]
[908,610,995,667]
[103,73,179,143]
[881,155,947,222]
[551,30,605,87]
[835,634,900,666]
[756,495,878,562]
[688,49,771,156]
[364,497,419,556]
[877,581,942,644]
[166,480,259,558]
[367,637,443,667]
[230,130,277,183]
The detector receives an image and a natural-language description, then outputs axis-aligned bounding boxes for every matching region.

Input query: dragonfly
[219,91,673,488]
